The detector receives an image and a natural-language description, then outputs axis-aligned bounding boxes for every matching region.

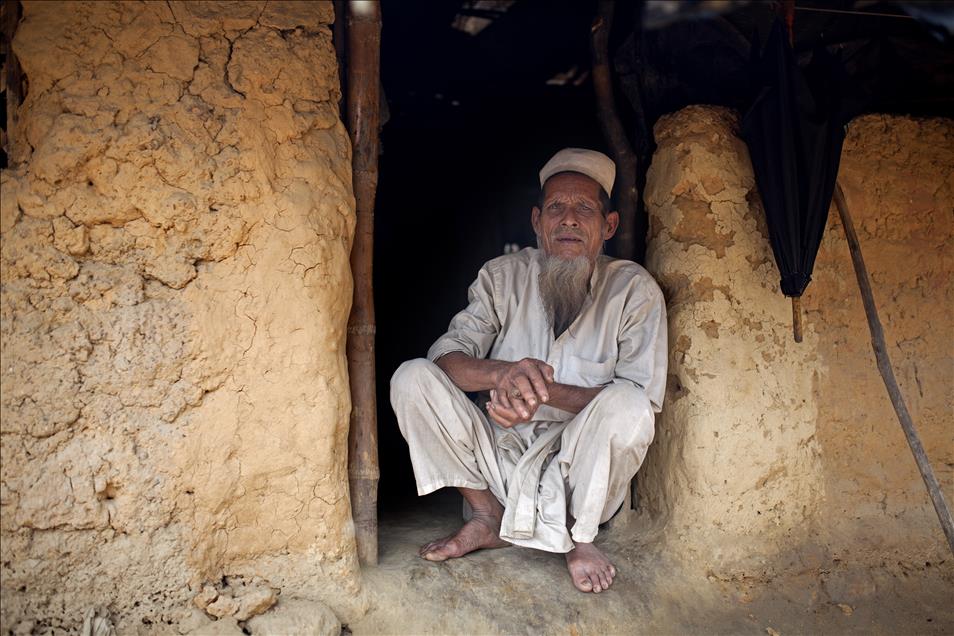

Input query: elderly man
[390,148,667,593]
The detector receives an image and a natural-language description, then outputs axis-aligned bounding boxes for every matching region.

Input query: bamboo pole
[833,183,954,555]
[590,0,638,260]
[346,0,381,567]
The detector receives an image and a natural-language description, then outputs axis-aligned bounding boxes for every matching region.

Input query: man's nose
[560,209,581,227]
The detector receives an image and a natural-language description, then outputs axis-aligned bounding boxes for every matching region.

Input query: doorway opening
[373,0,612,529]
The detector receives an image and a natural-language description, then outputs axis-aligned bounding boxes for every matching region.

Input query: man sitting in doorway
[390,148,667,593]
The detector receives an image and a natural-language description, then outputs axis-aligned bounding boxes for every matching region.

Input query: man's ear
[603,210,620,240]
[531,206,541,236]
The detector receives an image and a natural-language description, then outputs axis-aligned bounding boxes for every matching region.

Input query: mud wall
[640,105,953,577]
[640,105,825,574]
[811,115,953,565]
[0,1,361,632]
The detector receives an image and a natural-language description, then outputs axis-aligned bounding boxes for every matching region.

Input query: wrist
[490,359,509,387]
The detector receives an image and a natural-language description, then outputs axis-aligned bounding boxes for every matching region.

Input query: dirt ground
[350,492,954,635]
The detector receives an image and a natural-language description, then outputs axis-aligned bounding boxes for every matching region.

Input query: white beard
[538,250,592,337]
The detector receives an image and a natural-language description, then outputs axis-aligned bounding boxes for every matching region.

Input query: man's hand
[486,388,537,428]
[493,357,555,411]
[484,358,554,428]
[436,352,601,421]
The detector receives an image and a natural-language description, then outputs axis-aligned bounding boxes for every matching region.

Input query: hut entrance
[373,0,609,535]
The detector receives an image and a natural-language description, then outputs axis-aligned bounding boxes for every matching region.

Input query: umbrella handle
[791,296,803,343]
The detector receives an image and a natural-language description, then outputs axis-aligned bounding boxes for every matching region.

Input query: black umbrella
[741,18,848,342]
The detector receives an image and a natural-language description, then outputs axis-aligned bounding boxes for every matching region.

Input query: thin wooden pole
[346,0,381,567]
[590,0,638,260]
[833,183,954,555]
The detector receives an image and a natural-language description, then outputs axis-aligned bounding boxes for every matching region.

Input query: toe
[420,539,450,561]
[598,570,611,591]
[422,548,448,562]
[574,574,593,592]
[590,573,603,593]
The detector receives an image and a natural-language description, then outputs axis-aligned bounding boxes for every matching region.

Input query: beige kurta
[391,247,667,553]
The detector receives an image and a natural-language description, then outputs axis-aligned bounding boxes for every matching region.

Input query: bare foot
[565,542,617,593]
[420,490,508,562]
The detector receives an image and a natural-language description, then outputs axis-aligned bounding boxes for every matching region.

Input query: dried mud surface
[1,1,362,633]
[810,115,954,566]
[642,105,825,575]
[640,105,953,593]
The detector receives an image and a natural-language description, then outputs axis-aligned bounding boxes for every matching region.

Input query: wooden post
[833,183,954,555]
[346,0,381,567]
[590,0,638,260]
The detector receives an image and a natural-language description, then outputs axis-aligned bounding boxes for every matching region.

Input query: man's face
[531,172,619,262]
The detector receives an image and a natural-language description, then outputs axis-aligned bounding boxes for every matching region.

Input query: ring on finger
[510,388,522,399]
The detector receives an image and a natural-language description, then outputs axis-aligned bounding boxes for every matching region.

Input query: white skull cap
[539,148,616,197]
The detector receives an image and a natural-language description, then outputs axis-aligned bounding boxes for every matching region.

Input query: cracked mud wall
[640,105,953,578]
[0,1,362,632]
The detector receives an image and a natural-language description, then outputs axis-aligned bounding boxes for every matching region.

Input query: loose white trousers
[390,358,655,553]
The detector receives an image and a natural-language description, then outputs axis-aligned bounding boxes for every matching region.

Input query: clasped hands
[486,358,555,428]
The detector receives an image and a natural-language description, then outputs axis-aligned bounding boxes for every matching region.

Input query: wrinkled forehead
[540,191,601,207]
[541,171,603,202]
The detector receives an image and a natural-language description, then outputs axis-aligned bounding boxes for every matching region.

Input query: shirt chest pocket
[564,355,615,388]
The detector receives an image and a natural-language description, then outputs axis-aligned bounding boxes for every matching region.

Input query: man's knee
[590,382,655,449]
[390,358,443,398]
[390,358,479,449]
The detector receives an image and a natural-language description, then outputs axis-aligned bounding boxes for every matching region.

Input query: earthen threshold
[350,493,954,635]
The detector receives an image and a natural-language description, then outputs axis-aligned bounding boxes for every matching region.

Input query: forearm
[545,382,604,415]
[434,351,508,392]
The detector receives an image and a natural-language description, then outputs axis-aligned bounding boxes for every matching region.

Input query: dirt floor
[350,492,954,635]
